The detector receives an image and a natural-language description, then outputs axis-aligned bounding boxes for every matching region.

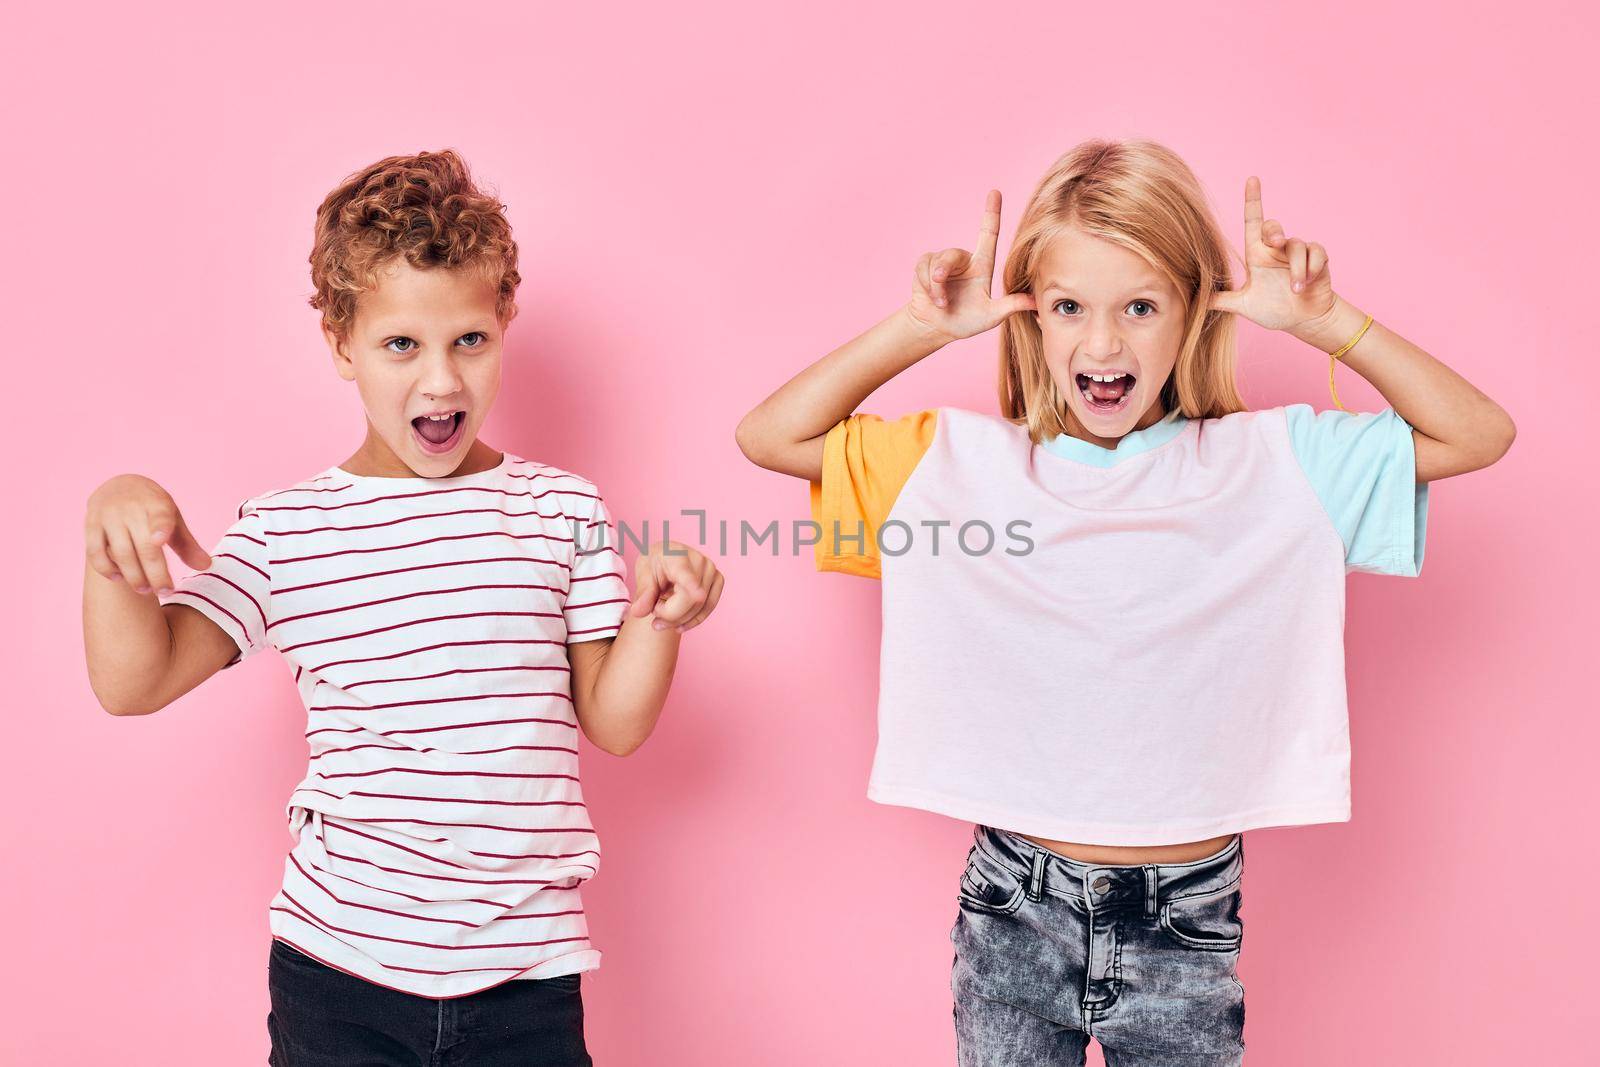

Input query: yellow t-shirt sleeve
[808,410,939,579]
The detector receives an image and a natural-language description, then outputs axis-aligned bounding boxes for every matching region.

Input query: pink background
[5,2,1593,1063]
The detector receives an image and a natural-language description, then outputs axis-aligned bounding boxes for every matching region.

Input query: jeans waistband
[973,825,1243,911]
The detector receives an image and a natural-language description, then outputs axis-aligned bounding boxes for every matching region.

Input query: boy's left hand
[629,542,724,633]
[1209,175,1339,340]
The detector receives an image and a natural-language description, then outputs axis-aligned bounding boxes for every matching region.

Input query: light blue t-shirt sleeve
[1283,403,1430,577]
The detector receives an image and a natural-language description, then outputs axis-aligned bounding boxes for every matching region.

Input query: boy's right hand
[905,189,1037,345]
[85,475,211,595]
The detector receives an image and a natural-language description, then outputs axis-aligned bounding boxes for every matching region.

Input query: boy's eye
[384,333,487,354]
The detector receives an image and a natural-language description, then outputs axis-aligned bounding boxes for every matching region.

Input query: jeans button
[1091,875,1111,892]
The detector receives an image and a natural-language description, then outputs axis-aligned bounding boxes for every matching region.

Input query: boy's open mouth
[1076,371,1137,417]
[412,410,466,454]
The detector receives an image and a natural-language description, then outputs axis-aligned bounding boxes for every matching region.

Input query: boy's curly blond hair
[309,149,520,341]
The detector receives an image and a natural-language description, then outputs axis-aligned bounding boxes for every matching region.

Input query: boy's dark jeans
[267,938,591,1066]
[952,826,1246,1066]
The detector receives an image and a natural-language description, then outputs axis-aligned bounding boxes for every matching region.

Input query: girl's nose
[1082,319,1125,358]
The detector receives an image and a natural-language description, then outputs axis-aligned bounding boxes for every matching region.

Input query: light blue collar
[1040,407,1189,468]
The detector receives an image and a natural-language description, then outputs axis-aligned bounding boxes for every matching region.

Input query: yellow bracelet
[1327,313,1374,412]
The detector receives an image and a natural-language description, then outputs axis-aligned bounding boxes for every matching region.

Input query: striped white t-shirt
[159,452,630,998]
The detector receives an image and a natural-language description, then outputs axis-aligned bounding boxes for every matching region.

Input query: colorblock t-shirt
[808,405,1429,844]
[159,453,629,998]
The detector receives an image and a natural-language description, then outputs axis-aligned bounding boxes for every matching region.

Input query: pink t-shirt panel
[868,406,1372,845]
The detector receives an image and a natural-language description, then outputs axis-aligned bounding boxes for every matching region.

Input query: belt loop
[1027,848,1048,902]
[1142,865,1158,918]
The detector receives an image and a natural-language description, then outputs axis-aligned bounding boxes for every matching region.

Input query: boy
[81,149,723,1065]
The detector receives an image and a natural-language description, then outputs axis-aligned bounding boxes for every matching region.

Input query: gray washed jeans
[951,825,1246,1066]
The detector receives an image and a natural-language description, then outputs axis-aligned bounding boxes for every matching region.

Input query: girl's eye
[458,332,485,348]
[1049,300,1156,317]
[385,337,416,354]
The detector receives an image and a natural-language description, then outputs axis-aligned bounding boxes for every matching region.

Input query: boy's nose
[419,357,464,397]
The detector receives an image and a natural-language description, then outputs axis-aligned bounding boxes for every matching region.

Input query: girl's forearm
[737,305,947,475]
[582,616,681,756]
[1292,295,1516,471]
[82,562,178,714]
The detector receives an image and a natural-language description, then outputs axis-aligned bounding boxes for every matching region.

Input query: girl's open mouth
[1076,372,1136,417]
[412,411,466,454]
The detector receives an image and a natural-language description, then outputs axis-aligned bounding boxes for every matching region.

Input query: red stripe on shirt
[310,690,573,713]
[313,840,587,886]
[310,742,579,761]
[316,767,581,783]
[303,717,578,740]
[276,556,568,596]
[214,552,270,581]
[256,482,598,514]
[323,822,474,870]
[358,818,597,835]
[272,506,582,539]
[204,571,268,629]
[166,590,250,646]
[341,665,569,692]
[299,853,546,908]
[279,611,563,654]
[332,788,583,805]
[277,892,587,951]
[274,530,575,567]
[269,584,567,631]
[566,623,625,638]
[563,596,630,612]
[308,638,564,674]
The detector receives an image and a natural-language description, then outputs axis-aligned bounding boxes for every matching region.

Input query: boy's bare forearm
[83,473,236,713]
[736,305,946,475]
[82,561,178,714]
[576,618,682,756]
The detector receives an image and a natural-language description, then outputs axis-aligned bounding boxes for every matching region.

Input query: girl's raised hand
[1210,176,1338,335]
[905,189,1036,343]
[85,474,211,595]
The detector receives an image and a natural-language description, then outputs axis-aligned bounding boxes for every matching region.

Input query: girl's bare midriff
[1020,833,1238,866]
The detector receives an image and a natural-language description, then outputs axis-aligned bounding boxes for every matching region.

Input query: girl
[735,139,1513,1065]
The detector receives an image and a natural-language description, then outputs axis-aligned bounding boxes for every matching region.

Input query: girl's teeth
[1081,387,1129,408]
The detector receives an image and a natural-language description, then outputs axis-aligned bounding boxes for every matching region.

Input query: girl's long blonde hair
[998,139,1246,442]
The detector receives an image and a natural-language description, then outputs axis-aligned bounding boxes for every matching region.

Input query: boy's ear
[323,324,357,382]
